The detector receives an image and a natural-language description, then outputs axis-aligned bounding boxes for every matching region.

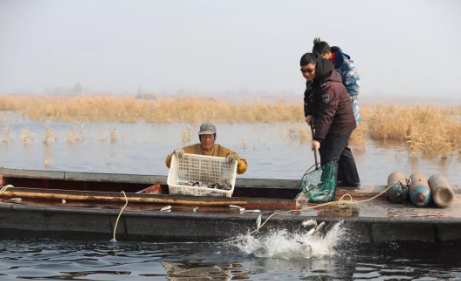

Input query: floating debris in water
[160,205,171,212]
[193,207,199,212]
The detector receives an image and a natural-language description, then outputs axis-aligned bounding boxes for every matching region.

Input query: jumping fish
[311,222,326,238]
[256,214,262,229]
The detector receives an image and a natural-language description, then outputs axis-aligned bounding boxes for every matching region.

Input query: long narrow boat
[1,168,460,244]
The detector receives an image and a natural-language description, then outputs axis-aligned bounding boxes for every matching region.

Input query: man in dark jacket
[300,53,360,190]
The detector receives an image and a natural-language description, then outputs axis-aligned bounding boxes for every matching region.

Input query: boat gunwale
[1,202,461,225]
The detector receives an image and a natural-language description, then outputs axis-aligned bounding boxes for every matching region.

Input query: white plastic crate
[167,153,238,197]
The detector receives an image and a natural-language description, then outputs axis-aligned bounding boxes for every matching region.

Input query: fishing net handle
[309,124,320,169]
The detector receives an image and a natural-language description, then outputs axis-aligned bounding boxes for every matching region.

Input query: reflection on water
[0,239,460,280]
[0,116,460,184]
[161,261,233,281]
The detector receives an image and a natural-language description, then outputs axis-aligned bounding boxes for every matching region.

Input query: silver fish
[229,205,243,209]
[301,219,317,229]
[160,205,171,212]
[311,222,326,238]
[239,208,246,212]
[193,207,199,212]
[256,214,262,229]
[244,209,261,213]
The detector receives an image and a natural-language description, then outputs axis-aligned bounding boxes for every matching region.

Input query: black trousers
[318,132,360,186]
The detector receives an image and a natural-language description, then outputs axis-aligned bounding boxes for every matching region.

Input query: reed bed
[0,95,303,123]
[367,104,461,157]
[1,95,460,157]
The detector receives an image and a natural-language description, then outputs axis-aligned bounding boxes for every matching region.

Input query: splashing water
[231,222,345,259]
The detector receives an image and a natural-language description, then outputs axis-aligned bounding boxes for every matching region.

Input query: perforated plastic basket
[167,153,238,197]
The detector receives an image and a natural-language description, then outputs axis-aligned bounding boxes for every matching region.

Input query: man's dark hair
[300,53,318,67]
[312,38,331,56]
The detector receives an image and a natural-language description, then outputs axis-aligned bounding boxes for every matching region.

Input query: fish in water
[193,207,199,212]
[160,205,171,212]
[256,214,262,229]
[311,222,326,238]
[300,219,326,238]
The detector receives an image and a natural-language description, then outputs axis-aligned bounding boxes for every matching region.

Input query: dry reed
[21,128,34,146]
[366,104,461,157]
[284,124,311,144]
[43,125,57,144]
[0,95,304,123]
[181,126,193,146]
[67,124,85,144]
[1,95,460,157]
[111,128,117,143]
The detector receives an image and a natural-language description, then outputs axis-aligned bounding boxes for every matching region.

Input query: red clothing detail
[330,52,336,63]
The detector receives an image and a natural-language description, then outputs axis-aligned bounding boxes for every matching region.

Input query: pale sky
[1,0,460,98]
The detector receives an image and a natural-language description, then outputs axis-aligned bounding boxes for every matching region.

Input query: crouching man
[165,122,248,174]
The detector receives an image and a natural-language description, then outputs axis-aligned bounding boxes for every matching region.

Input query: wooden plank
[1,189,247,206]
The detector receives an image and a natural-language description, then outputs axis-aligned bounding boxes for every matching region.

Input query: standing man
[312,38,361,187]
[301,53,360,193]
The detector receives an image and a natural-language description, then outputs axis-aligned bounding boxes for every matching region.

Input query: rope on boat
[245,178,411,237]
[111,191,128,243]
[0,184,14,195]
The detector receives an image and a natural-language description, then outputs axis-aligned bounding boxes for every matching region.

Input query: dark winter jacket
[304,58,356,141]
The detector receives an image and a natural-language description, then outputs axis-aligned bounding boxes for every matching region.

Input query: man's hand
[311,140,321,151]
[174,148,184,158]
[305,115,314,125]
[226,154,238,164]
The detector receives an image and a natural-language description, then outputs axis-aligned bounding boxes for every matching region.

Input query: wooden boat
[0,168,460,244]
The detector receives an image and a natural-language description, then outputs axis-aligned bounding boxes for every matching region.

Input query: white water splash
[232,222,345,259]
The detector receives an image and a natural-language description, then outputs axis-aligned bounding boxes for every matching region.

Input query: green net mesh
[302,162,336,203]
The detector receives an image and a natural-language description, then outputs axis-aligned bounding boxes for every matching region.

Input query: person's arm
[165,152,174,168]
[304,82,313,117]
[313,85,339,141]
[235,158,248,174]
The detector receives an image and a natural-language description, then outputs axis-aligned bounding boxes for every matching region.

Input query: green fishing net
[301,162,336,203]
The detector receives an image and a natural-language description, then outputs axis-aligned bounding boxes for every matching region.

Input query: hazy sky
[1,0,460,98]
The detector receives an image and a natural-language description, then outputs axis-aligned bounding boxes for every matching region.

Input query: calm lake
[1,114,461,280]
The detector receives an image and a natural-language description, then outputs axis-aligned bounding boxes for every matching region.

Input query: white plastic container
[167,153,237,197]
